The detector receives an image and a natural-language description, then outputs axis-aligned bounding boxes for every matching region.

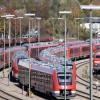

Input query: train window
[58,73,72,85]
[82,46,89,52]
[96,45,100,50]
[96,55,100,58]
[74,48,79,53]
[70,49,73,55]
[0,54,3,61]
[66,64,73,69]
[70,48,79,55]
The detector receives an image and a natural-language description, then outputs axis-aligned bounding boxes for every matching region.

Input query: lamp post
[1,15,6,78]
[59,11,72,100]
[24,13,35,97]
[80,4,100,100]
[17,17,23,46]
[36,17,41,43]
[6,14,15,86]
[36,17,41,57]
[13,18,17,46]
[49,17,64,40]
[31,18,34,31]
[75,18,84,40]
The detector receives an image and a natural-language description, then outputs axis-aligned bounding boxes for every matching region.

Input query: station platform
[0,68,45,100]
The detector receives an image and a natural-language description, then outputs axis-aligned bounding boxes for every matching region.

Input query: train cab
[93,52,100,74]
[54,61,76,99]
[12,51,28,79]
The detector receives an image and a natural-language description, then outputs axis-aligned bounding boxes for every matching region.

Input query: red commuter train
[12,41,62,78]
[0,38,100,99]
[0,36,53,47]
[93,52,100,74]
[18,58,76,99]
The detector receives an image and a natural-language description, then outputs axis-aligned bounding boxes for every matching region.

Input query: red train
[0,38,100,99]
[93,52,100,74]
[11,41,76,99]
[4,46,27,66]
[0,36,53,46]
[12,41,62,78]
[18,58,76,99]
[2,39,100,79]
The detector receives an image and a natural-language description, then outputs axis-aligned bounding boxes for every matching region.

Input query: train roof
[39,45,73,66]
[5,46,26,52]
[18,58,72,74]
[66,40,85,46]
[95,52,100,55]
[22,41,60,48]
[0,48,4,53]
[86,38,100,44]
[69,42,89,48]
[43,55,73,66]
[12,51,28,60]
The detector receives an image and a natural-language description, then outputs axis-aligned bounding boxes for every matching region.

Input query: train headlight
[71,91,76,96]
[95,64,98,66]
[71,91,76,94]
[61,85,68,89]
[95,64,100,67]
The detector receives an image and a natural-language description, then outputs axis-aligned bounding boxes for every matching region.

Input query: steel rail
[76,59,100,100]
[0,89,22,100]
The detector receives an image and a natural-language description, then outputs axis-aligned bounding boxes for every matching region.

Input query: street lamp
[75,18,84,40]
[59,11,72,100]
[1,15,6,78]
[17,17,23,46]
[36,17,41,57]
[80,4,100,100]
[24,13,35,97]
[6,14,15,86]
[13,18,18,46]
[49,17,64,40]
[36,17,41,43]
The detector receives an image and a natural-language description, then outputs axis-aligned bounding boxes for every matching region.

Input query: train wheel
[48,93,56,100]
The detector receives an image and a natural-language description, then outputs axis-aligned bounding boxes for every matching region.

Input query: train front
[52,61,76,99]
[93,52,100,74]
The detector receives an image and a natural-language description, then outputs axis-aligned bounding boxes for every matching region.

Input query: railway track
[76,59,100,100]
[0,89,22,100]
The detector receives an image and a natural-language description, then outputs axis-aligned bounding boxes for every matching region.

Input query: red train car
[18,58,76,99]
[11,41,61,78]
[67,42,96,59]
[24,41,62,59]
[0,36,54,47]
[93,52,100,74]
[4,46,27,66]
[12,51,28,79]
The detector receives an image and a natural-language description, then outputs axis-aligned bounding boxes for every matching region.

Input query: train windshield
[58,73,72,85]
[96,55,100,58]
